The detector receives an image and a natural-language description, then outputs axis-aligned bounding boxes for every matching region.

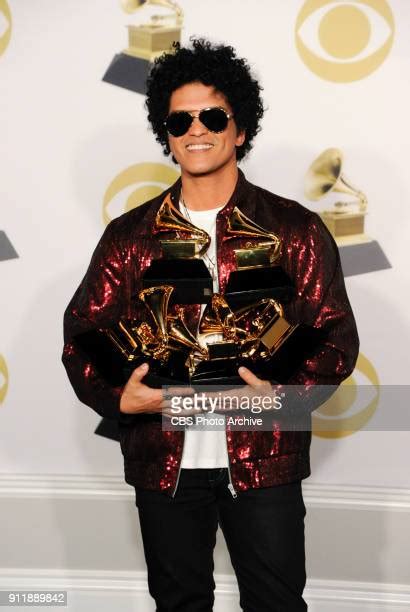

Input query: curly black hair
[145,38,264,162]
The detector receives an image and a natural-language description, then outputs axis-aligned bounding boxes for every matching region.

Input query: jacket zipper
[172,430,184,498]
[227,471,238,499]
[226,429,238,499]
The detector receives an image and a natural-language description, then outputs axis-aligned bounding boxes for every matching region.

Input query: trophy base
[255,324,324,382]
[321,211,365,236]
[0,230,18,261]
[191,359,244,387]
[142,258,213,304]
[122,353,188,388]
[102,53,152,94]
[126,25,181,62]
[338,240,391,277]
[224,266,294,307]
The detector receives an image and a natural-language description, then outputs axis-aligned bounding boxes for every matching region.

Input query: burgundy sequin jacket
[62,170,359,496]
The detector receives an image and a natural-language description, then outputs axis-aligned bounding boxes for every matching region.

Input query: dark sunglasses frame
[164,106,234,137]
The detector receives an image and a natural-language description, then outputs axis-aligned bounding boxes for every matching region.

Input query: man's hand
[120,363,163,414]
[120,363,195,415]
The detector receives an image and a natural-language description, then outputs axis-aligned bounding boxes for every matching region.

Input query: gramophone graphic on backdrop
[305,148,391,277]
[0,231,18,262]
[102,0,183,94]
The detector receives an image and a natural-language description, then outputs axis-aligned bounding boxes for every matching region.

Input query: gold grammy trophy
[103,0,183,94]
[223,207,294,306]
[305,148,391,277]
[142,193,214,305]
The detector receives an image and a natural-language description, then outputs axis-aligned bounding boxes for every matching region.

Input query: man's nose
[188,116,208,135]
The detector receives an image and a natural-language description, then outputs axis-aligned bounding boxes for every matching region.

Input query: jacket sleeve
[62,220,128,420]
[279,213,360,414]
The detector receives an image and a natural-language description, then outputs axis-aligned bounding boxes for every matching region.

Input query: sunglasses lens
[200,108,229,132]
[165,112,193,137]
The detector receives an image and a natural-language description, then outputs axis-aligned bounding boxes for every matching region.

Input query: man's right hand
[119,362,194,415]
[120,363,164,414]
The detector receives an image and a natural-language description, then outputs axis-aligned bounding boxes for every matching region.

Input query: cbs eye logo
[102,162,180,225]
[312,353,379,438]
[0,0,11,58]
[0,354,9,406]
[295,0,395,82]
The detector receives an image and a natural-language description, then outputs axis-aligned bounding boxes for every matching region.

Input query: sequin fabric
[62,170,359,495]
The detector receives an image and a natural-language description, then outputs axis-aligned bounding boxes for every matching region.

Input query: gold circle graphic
[319,5,371,59]
[103,163,179,225]
[295,0,395,82]
[0,354,9,405]
[0,0,12,57]
[312,352,380,438]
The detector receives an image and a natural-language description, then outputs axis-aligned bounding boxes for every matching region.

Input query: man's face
[166,82,245,178]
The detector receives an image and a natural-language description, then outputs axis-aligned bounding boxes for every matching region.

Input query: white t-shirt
[178,202,229,468]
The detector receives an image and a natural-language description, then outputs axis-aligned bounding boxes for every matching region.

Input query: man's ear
[236,129,246,147]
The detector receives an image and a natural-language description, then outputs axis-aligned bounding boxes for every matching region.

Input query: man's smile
[185,143,215,151]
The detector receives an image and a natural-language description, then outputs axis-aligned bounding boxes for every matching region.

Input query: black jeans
[134,468,307,612]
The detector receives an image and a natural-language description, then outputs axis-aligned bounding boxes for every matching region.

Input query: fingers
[238,366,267,388]
[123,363,166,414]
[129,362,149,383]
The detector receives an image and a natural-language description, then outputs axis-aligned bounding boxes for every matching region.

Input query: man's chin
[181,165,217,178]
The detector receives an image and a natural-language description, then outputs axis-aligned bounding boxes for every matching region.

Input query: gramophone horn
[153,193,210,255]
[227,207,280,242]
[198,303,223,336]
[226,206,281,261]
[121,0,183,25]
[305,148,367,211]
[212,294,237,342]
[121,0,147,14]
[138,285,173,343]
[168,308,208,356]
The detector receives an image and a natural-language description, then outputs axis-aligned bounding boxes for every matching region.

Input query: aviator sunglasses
[164,106,234,137]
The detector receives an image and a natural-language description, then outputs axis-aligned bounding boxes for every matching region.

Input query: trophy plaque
[102,0,183,94]
[141,194,214,304]
[305,148,391,277]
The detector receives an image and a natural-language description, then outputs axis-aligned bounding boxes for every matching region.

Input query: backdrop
[1,0,409,490]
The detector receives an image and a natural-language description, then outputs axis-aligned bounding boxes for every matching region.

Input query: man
[62,39,359,612]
